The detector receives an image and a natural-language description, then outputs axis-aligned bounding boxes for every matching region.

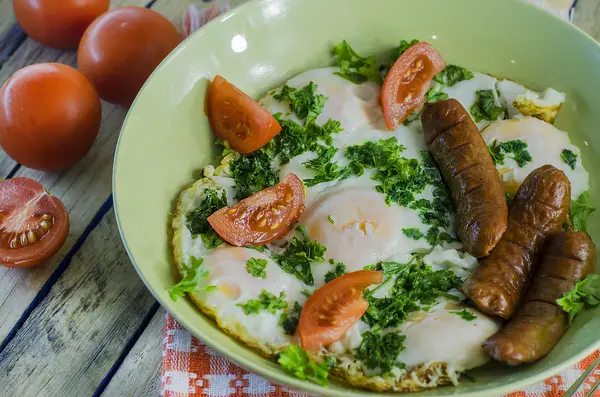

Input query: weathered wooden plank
[0,210,157,396]
[574,0,600,41]
[0,0,157,345]
[101,309,165,397]
[0,0,19,52]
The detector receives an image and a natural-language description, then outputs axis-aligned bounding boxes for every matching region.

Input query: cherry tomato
[207,75,282,154]
[299,270,383,352]
[78,7,182,107]
[0,63,102,172]
[0,178,69,268]
[13,0,109,49]
[381,42,446,130]
[208,173,305,246]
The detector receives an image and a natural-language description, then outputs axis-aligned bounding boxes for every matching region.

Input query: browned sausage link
[462,165,571,319]
[421,99,507,258]
[483,231,596,365]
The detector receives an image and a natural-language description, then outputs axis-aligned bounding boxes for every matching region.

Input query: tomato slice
[299,270,383,352]
[381,42,446,130]
[207,75,282,154]
[208,173,305,246]
[0,178,69,268]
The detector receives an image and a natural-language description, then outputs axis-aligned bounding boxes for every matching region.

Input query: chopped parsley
[556,274,600,324]
[278,301,303,335]
[273,82,326,123]
[561,149,578,170]
[302,145,351,187]
[237,290,288,315]
[275,225,326,285]
[433,65,474,87]
[450,309,477,322]
[277,344,332,386]
[402,228,424,240]
[246,257,268,279]
[324,262,347,283]
[569,191,595,232]
[185,188,227,249]
[247,245,267,253]
[425,87,449,103]
[362,257,463,332]
[168,256,218,301]
[487,139,533,168]
[470,89,506,122]
[332,40,378,84]
[230,149,279,200]
[327,215,335,224]
[355,331,406,374]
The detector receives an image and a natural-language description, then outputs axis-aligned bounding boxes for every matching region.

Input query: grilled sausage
[483,231,596,365]
[421,99,507,258]
[462,165,571,319]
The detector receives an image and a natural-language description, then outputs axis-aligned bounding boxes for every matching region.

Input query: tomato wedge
[208,173,305,246]
[0,178,69,267]
[381,42,446,130]
[299,270,383,352]
[207,75,282,154]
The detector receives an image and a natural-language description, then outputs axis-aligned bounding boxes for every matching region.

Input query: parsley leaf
[247,245,267,253]
[561,149,578,170]
[487,139,533,168]
[332,40,378,84]
[556,274,600,324]
[246,258,268,279]
[185,189,227,247]
[168,256,218,301]
[470,89,506,122]
[425,87,449,103]
[327,215,335,224]
[450,309,477,322]
[273,82,326,122]
[324,262,347,283]
[570,191,596,232]
[230,150,279,200]
[277,344,332,386]
[433,65,474,87]
[355,331,406,374]
[237,290,288,315]
[302,145,351,187]
[275,225,326,285]
[278,301,303,335]
[402,228,424,240]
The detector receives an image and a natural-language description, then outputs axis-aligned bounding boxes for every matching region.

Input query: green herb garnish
[168,256,218,301]
[487,139,533,168]
[470,89,506,122]
[246,257,268,279]
[327,215,335,224]
[324,262,347,283]
[569,191,595,232]
[402,228,424,240]
[556,274,600,324]
[302,145,351,187]
[273,82,326,122]
[185,188,227,248]
[237,290,287,315]
[450,309,477,322]
[355,331,406,374]
[277,345,332,386]
[425,87,449,103]
[230,150,279,200]
[275,225,326,285]
[278,301,303,335]
[433,65,474,87]
[561,149,578,170]
[332,40,378,84]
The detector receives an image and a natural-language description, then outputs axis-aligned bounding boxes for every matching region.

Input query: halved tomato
[0,178,69,267]
[299,270,383,352]
[381,42,446,130]
[207,75,282,153]
[208,173,305,246]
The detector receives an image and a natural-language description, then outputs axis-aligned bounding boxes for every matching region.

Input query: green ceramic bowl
[113,0,600,395]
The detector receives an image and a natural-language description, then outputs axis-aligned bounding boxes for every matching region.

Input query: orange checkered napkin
[161,312,599,397]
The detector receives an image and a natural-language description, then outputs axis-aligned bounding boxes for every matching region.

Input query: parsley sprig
[185,188,227,249]
[557,274,600,324]
[274,225,326,285]
[487,139,533,168]
[470,89,506,122]
[168,256,218,301]
[237,290,287,315]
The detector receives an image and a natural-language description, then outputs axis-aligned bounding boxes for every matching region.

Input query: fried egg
[482,116,589,199]
[497,79,565,123]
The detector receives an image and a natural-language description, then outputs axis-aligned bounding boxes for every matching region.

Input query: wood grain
[0,0,18,51]
[0,211,156,396]
[101,309,165,397]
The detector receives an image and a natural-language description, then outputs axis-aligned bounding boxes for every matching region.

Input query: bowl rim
[112,0,600,395]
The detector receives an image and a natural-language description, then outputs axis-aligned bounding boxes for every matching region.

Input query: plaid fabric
[161,312,600,397]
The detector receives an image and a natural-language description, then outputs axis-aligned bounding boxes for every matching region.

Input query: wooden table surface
[0,1,599,396]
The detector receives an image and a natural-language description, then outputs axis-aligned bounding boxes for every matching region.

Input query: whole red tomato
[13,0,110,49]
[78,7,182,108]
[0,63,102,172]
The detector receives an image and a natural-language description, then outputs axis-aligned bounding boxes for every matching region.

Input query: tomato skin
[0,178,69,268]
[209,173,305,246]
[299,270,384,352]
[78,7,182,108]
[381,42,446,130]
[14,0,109,49]
[0,63,101,172]
[207,75,282,154]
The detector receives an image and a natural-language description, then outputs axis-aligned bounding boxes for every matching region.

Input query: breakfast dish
[168,39,599,392]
